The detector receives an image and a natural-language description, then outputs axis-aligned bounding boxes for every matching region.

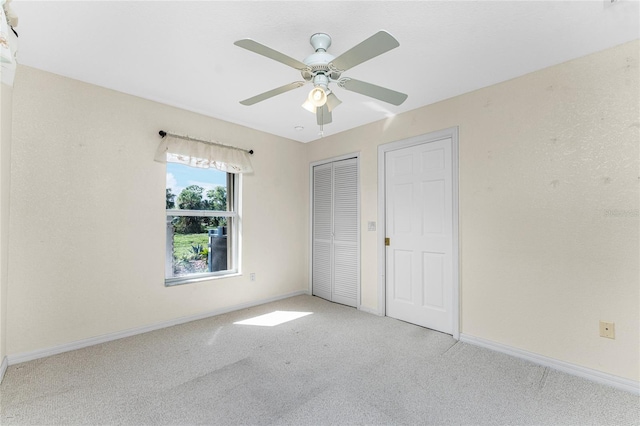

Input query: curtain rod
[158,130,254,155]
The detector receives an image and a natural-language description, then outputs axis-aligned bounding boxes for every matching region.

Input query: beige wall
[5,41,639,383]
[0,81,11,366]
[1,25,18,373]
[307,41,639,381]
[7,66,309,355]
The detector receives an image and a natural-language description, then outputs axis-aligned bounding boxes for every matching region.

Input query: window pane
[166,163,229,211]
[167,216,231,278]
[165,162,237,283]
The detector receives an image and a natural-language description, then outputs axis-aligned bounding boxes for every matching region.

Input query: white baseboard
[0,355,7,383]
[460,333,639,395]
[7,290,307,366]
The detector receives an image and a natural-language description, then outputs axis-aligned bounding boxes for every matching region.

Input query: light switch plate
[367,221,376,231]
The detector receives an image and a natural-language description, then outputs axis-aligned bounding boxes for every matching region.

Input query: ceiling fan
[234,31,408,126]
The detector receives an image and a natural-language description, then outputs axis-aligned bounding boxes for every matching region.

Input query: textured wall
[307,41,639,381]
[0,82,11,366]
[6,41,639,383]
[8,66,309,355]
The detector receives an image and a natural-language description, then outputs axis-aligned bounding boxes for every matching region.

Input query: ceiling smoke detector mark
[603,0,620,9]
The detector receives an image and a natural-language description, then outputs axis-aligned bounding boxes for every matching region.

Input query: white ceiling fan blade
[331,30,399,72]
[340,78,407,106]
[234,39,308,70]
[240,82,306,106]
[316,104,332,125]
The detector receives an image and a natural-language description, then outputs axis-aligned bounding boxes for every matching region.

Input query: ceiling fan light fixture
[301,98,316,113]
[325,91,342,112]
[308,86,327,107]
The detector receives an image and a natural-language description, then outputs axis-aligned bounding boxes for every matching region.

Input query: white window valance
[1,0,18,86]
[154,132,253,174]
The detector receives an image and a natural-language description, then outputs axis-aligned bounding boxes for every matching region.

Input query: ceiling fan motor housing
[309,33,331,51]
[302,36,341,81]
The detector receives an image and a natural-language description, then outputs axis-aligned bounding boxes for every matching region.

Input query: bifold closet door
[312,163,333,301]
[312,158,359,307]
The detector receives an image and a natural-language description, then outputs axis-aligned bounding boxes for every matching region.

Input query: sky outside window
[166,163,226,202]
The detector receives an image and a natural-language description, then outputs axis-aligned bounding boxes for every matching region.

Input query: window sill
[165,271,241,287]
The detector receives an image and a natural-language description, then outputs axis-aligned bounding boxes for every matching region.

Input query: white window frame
[165,172,241,286]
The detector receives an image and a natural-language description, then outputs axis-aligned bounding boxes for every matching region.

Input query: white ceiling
[11,1,640,143]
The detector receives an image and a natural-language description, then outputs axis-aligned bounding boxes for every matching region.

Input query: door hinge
[385,237,390,246]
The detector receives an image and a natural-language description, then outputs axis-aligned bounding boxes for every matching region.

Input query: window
[165,163,239,285]
[156,131,251,284]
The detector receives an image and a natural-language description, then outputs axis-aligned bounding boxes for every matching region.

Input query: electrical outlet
[367,221,376,231]
[599,321,615,339]
[250,273,256,282]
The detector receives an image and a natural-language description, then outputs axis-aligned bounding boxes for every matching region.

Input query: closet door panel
[332,158,359,307]
[333,159,358,243]
[313,164,333,240]
[312,241,332,300]
[312,164,333,301]
[332,243,358,307]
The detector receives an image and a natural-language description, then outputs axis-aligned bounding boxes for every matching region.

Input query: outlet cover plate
[599,321,615,339]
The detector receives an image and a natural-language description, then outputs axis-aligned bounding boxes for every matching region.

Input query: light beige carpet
[1,295,638,425]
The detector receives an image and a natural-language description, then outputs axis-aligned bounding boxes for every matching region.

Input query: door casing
[377,128,460,339]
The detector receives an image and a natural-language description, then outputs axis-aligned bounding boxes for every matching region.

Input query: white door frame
[309,152,361,309]
[377,128,460,339]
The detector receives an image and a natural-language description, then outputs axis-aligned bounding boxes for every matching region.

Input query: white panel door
[385,138,453,333]
[312,158,359,308]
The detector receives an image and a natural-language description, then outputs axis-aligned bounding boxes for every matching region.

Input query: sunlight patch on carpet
[233,311,313,327]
